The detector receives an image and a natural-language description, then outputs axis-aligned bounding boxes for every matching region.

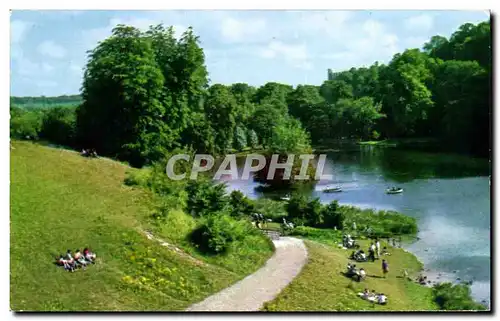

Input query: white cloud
[82,17,187,51]
[298,11,353,39]
[405,14,434,31]
[403,36,427,49]
[258,40,312,70]
[37,40,67,59]
[220,17,267,42]
[347,20,398,62]
[41,62,54,72]
[11,20,33,44]
[17,58,39,76]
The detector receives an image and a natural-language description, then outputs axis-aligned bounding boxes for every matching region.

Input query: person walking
[375,239,381,258]
[382,259,389,278]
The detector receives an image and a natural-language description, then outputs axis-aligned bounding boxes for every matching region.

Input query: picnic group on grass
[342,235,393,306]
[55,248,97,272]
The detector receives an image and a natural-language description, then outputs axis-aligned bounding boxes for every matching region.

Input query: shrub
[10,107,43,140]
[124,167,153,187]
[286,195,323,227]
[189,213,255,254]
[321,200,344,229]
[228,190,255,218]
[433,283,487,311]
[340,205,418,238]
[253,198,287,222]
[39,106,77,147]
[288,226,342,245]
[159,209,197,242]
[185,179,228,217]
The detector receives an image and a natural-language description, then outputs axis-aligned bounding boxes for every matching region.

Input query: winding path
[186,237,308,312]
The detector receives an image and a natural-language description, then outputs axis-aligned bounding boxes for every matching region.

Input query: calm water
[220,146,491,305]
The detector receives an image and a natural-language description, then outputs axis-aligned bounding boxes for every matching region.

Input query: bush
[253,198,287,222]
[39,106,77,147]
[10,107,43,140]
[288,226,342,245]
[433,283,487,311]
[340,205,418,238]
[159,209,197,242]
[189,213,256,254]
[124,167,153,187]
[186,179,228,217]
[286,195,323,227]
[228,190,255,218]
[321,200,344,229]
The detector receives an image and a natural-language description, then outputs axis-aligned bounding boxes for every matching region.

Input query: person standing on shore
[382,259,389,278]
[368,242,376,262]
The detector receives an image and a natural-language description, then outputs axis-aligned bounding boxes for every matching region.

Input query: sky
[10,10,490,97]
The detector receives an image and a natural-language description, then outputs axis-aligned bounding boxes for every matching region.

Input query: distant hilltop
[10,95,82,108]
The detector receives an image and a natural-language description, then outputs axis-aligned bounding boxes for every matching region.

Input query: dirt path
[186,237,308,312]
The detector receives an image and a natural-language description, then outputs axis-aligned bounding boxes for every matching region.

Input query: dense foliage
[11,20,490,163]
[284,195,416,236]
[433,282,487,311]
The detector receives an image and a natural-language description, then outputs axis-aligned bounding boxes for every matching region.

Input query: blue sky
[10,10,489,96]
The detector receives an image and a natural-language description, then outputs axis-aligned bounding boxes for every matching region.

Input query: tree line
[11,95,82,108]
[10,19,491,167]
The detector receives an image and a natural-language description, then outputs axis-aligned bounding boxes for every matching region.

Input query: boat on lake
[386,187,403,194]
[323,186,343,193]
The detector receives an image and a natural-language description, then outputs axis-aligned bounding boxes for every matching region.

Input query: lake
[220,145,491,306]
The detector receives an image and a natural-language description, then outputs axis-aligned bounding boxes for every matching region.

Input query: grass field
[10,141,273,311]
[262,239,438,311]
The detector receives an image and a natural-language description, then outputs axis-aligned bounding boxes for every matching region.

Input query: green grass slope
[263,240,438,311]
[10,141,272,311]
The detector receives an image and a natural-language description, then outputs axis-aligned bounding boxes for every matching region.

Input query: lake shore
[337,200,490,308]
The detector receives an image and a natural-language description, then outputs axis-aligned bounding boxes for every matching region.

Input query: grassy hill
[10,141,273,311]
[263,239,438,311]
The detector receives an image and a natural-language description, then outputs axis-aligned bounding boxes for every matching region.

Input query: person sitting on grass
[83,248,96,263]
[358,288,370,299]
[358,268,367,281]
[382,246,391,256]
[74,249,89,268]
[377,293,388,305]
[56,255,75,272]
[345,263,358,278]
[65,249,78,268]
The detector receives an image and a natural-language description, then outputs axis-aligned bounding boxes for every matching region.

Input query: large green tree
[77,25,173,167]
[204,84,238,153]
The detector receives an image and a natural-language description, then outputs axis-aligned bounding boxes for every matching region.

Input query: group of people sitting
[358,288,388,305]
[345,263,366,282]
[56,248,96,272]
[350,249,368,262]
[342,234,359,249]
[80,148,98,158]
[417,274,430,285]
